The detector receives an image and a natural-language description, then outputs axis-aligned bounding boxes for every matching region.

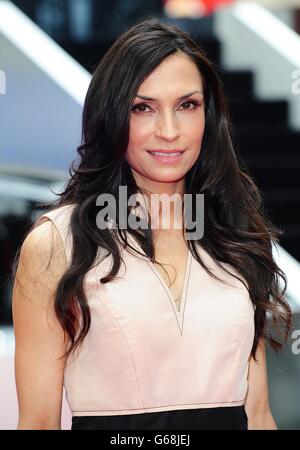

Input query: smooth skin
[245,339,278,429]
[13,219,68,429]
[13,51,277,429]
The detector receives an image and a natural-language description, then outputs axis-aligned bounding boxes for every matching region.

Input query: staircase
[220,65,300,262]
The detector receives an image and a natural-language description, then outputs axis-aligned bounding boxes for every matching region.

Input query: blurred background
[0,0,300,430]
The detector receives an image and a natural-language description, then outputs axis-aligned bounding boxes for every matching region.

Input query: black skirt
[71,405,248,430]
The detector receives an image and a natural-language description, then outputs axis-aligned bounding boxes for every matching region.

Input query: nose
[154,110,180,141]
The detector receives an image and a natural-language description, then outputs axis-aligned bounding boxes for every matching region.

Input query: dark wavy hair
[13,16,291,361]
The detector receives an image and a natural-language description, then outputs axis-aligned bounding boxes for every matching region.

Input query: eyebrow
[135,90,203,101]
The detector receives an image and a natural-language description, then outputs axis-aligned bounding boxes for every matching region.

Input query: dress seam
[224,315,254,400]
[98,300,145,410]
[71,399,245,414]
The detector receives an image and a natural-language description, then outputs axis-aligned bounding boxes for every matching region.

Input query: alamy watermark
[291,69,300,95]
[0,70,6,95]
[291,329,300,355]
[95,186,204,240]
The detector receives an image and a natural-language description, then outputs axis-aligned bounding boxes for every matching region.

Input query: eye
[180,100,200,110]
[131,103,151,113]
[131,100,201,114]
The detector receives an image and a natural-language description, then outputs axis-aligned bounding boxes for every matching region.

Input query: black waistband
[71,405,248,430]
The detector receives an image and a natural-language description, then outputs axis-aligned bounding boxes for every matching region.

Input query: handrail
[214,1,300,130]
[0,0,91,104]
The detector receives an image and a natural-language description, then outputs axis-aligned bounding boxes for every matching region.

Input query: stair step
[264,202,299,225]
[218,69,254,100]
[236,125,300,156]
[238,139,300,158]
[242,155,300,168]
[263,188,300,203]
[244,166,300,189]
[255,189,300,225]
[230,99,288,126]
[236,123,290,134]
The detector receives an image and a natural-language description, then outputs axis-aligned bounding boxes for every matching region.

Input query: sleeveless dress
[35,203,255,430]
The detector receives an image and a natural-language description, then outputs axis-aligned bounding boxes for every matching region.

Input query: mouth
[147,149,185,156]
[146,149,185,164]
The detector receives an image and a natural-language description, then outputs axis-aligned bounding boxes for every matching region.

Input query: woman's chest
[152,231,190,312]
[86,239,254,339]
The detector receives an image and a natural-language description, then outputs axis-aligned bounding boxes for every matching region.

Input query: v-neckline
[125,231,193,334]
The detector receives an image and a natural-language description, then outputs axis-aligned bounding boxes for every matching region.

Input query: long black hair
[12,16,291,360]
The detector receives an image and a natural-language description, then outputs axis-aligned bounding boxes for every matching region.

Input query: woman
[12,17,291,430]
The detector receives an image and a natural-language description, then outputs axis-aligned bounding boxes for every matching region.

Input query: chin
[153,178,185,186]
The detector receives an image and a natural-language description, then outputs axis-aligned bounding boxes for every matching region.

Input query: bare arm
[245,337,277,430]
[12,218,69,429]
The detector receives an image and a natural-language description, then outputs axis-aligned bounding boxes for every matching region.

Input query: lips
[147,149,185,154]
[146,150,184,164]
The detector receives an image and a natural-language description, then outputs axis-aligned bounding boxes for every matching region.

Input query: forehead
[137,53,203,95]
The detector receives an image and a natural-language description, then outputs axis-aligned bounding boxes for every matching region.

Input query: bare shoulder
[14,216,68,309]
[21,216,66,263]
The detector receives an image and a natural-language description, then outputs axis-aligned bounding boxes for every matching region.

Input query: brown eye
[131,103,151,113]
[180,100,200,110]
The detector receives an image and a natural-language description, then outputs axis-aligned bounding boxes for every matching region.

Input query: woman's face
[125,51,205,194]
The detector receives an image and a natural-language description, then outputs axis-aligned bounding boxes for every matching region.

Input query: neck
[131,177,185,232]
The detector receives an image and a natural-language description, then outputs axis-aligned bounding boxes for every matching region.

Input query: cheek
[184,112,205,140]
[185,115,205,162]
[126,122,149,164]
[188,120,205,152]
[129,118,152,145]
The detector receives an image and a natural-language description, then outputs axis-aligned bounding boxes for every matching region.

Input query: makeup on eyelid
[132,100,201,114]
